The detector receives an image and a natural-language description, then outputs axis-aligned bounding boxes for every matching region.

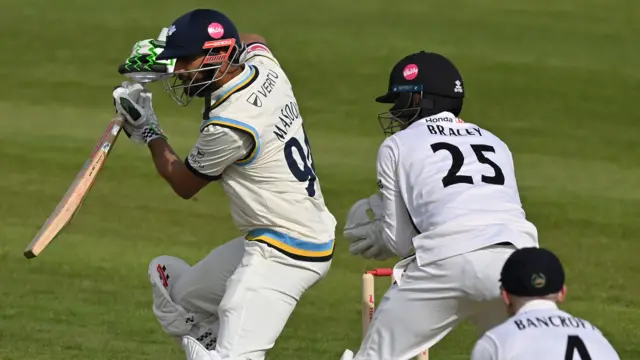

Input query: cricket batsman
[471,247,620,359]
[339,51,539,360]
[112,9,337,360]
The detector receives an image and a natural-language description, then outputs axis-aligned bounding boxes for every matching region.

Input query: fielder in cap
[113,8,337,360]
[471,247,620,360]
[340,51,539,360]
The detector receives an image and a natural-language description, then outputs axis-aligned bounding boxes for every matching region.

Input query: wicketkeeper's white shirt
[471,300,620,360]
[376,112,538,265]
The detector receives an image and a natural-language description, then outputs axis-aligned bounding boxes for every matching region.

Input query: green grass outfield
[1,0,638,359]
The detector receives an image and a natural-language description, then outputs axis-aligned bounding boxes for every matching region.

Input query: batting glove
[113,81,167,145]
[117,28,175,82]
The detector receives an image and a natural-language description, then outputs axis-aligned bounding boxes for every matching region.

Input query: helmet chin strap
[202,93,212,120]
[419,97,434,111]
[199,68,226,119]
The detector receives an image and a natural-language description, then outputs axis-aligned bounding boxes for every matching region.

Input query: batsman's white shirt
[471,300,620,360]
[376,112,538,265]
[157,43,335,360]
[185,42,336,261]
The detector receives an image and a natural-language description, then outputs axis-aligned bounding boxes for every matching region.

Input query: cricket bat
[23,114,125,259]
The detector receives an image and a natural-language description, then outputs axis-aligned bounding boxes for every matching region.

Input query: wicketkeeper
[340,51,539,360]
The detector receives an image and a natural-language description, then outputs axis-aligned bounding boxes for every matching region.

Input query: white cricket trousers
[354,244,515,360]
[167,237,331,360]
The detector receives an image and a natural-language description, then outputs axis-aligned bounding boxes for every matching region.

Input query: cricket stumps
[361,268,429,360]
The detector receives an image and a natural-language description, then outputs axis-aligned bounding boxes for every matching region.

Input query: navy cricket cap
[156,9,240,60]
[375,51,465,103]
[500,247,566,297]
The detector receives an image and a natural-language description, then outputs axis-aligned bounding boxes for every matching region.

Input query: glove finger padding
[118,33,175,79]
[113,83,148,127]
[343,198,375,243]
[140,90,152,110]
[112,84,166,145]
[343,193,399,260]
[372,245,396,261]
[343,224,369,244]
[344,193,384,235]
[343,195,384,244]
[117,61,169,76]
[348,237,377,256]
[113,88,144,126]
[361,244,384,259]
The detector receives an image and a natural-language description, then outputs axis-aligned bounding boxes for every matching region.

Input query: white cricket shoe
[182,336,222,360]
[340,349,354,360]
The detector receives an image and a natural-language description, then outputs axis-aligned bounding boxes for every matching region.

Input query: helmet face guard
[377,85,423,136]
[161,38,240,107]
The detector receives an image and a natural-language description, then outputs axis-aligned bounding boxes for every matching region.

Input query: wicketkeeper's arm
[376,137,418,258]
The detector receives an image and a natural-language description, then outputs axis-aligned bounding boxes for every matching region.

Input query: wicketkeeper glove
[112,81,167,145]
[117,27,175,81]
[343,193,396,261]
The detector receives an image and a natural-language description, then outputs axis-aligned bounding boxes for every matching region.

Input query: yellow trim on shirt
[201,117,260,166]
[245,229,335,261]
[211,65,257,108]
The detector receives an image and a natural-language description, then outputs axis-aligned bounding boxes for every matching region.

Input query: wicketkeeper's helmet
[375,51,465,136]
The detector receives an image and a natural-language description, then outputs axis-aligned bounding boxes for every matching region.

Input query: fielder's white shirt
[185,42,337,261]
[471,300,620,360]
[376,112,538,264]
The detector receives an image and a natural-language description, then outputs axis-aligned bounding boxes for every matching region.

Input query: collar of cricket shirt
[410,111,462,128]
[517,299,559,315]
[209,64,255,106]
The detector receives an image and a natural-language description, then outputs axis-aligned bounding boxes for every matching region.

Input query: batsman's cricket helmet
[156,9,241,61]
[156,9,243,106]
[376,51,465,135]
